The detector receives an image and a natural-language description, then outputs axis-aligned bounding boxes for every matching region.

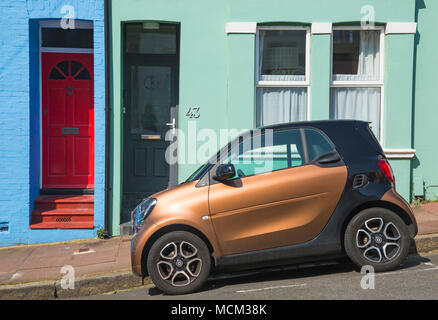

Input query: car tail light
[378,158,395,184]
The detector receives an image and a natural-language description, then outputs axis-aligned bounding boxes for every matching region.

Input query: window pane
[256,87,307,127]
[125,23,177,54]
[41,28,93,48]
[330,87,381,138]
[259,30,306,81]
[226,129,305,178]
[74,68,91,80]
[332,30,380,81]
[130,65,172,134]
[304,129,335,162]
[49,68,65,80]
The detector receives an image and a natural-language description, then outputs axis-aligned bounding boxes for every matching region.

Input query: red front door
[42,53,94,189]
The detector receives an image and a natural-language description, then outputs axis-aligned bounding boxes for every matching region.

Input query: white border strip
[311,22,332,34]
[39,20,93,29]
[384,148,416,159]
[226,22,257,34]
[40,47,93,53]
[385,22,417,34]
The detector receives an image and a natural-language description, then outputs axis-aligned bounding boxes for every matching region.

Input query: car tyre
[147,231,211,295]
[344,207,410,272]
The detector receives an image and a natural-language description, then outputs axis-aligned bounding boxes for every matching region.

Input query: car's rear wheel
[344,208,410,272]
[147,231,211,295]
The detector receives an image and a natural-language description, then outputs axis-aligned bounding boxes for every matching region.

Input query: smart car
[130,120,417,295]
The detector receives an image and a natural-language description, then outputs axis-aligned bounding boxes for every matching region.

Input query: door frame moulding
[38,19,94,189]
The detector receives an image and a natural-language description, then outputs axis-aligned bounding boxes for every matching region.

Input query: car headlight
[131,198,157,233]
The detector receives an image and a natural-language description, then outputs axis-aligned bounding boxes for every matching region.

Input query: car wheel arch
[140,224,215,277]
[340,200,415,251]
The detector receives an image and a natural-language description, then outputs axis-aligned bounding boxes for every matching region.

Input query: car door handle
[166,117,176,134]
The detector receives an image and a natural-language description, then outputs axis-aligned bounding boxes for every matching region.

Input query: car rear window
[304,128,336,162]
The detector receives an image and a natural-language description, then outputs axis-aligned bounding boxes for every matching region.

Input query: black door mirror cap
[213,164,236,181]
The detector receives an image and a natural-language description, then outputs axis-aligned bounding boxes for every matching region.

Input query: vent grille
[0,221,9,233]
[353,174,368,189]
[55,217,72,223]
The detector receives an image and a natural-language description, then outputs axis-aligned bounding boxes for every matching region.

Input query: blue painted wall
[0,0,105,246]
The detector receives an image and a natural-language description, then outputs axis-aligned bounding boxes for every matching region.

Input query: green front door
[122,23,179,222]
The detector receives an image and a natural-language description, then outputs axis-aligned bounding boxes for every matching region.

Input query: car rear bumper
[382,188,418,238]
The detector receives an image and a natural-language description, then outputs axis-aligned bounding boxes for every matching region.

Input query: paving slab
[71,240,119,267]
[419,201,438,214]
[412,203,438,235]
[114,240,133,271]
[19,244,75,270]
[8,266,62,283]
[0,247,34,275]
[74,261,116,278]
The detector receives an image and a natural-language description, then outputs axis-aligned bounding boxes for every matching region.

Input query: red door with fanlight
[42,53,94,189]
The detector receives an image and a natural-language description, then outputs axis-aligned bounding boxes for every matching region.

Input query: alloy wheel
[156,241,203,287]
[355,217,401,263]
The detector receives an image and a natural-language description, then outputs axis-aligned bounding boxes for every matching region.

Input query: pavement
[85,252,438,300]
[1,201,438,299]
[412,201,438,235]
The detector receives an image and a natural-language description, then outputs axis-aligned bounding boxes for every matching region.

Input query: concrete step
[30,195,94,229]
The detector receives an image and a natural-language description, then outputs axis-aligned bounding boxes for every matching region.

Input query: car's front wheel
[344,208,410,272]
[147,231,211,295]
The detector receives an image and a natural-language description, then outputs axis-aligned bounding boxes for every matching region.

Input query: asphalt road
[84,252,438,300]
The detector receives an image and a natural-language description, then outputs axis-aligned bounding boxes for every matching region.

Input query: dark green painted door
[122,23,179,222]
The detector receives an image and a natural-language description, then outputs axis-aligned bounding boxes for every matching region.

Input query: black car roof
[260,120,383,163]
[261,119,369,131]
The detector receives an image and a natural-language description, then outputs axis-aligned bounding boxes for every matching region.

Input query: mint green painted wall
[412,0,438,200]
[389,159,411,202]
[310,34,331,120]
[383,33,416,201]
[226,0,415,22]
[383,34,415,149]
[226,34,256,132]
[109,0,420,233]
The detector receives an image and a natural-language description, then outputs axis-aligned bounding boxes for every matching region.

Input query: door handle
[166,117,176,134]
[141,134,161,140]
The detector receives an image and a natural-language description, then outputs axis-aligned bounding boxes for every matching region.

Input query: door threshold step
[29,222,94,229]
[35,195,94,203]
[30,194,94,229]
[32,209,94,216]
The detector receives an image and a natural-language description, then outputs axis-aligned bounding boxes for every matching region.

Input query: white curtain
[330,87,381,138]
[333,30,380,81]
[257,30,307,127]
[257,87,307,127]
[331,30,381,139]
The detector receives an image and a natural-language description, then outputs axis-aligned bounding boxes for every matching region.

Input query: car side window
[304,128,335,162]
[224,129,305,178]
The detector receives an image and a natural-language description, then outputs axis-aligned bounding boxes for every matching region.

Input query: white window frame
[330,25,385,143]
[255,26,311,126]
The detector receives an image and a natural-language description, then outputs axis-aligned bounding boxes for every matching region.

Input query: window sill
[330,81,383,87]
[383,148,416,159]
[257,81,309,87]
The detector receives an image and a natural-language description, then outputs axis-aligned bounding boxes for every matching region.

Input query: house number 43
[186,106,200,119]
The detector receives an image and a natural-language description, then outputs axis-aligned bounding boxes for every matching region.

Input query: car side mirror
[213,164,236,181]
